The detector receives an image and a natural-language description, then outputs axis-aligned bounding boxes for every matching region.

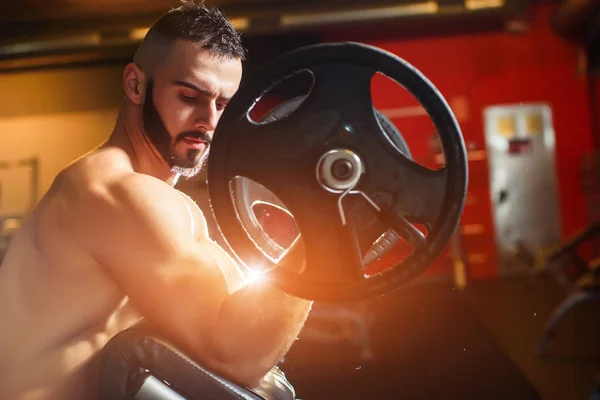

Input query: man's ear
[123,63,146,105]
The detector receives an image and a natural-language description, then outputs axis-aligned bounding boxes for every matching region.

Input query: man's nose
[195,102,219,133]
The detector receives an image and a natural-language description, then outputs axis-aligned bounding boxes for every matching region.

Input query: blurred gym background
[1,0,600,398]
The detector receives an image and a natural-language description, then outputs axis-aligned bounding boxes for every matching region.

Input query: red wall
[325,4,594,280]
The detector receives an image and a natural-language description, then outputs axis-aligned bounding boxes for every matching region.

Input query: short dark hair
[135,0,247,68]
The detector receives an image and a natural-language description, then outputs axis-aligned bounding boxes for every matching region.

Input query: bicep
[79,178,230,351]
[203,239,247,293]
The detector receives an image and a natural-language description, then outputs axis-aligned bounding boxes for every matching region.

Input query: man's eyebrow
[172,80,231,102]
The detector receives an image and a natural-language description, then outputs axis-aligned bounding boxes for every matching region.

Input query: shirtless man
[0,2,312,399]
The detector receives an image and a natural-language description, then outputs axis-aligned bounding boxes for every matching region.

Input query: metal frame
[134,375,187,400]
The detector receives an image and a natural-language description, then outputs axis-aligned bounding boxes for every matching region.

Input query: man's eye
[180,94,197,102]
[217,103,227,111]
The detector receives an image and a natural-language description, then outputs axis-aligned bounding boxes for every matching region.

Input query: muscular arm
[74,174,312,388]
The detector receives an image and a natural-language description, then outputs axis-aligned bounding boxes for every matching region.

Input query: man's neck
[106,106,179,186]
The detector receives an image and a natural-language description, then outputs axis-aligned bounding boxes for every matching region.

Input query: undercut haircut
[134,0,247,71]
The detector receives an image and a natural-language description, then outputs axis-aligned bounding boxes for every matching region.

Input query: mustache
[176,131,212,144]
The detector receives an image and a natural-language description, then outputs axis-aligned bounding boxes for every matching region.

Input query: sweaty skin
[0,40,312,400]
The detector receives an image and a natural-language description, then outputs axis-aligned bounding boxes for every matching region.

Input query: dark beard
[142,79,211,178]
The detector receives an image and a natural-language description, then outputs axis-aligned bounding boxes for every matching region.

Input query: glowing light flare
[245,267,268,285]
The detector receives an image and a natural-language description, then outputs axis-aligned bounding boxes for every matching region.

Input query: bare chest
[0,237,141,400]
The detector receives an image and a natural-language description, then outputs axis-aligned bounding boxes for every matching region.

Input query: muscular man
[0,2,312,399]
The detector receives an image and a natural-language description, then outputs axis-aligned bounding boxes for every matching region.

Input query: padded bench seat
[98,323,294,400]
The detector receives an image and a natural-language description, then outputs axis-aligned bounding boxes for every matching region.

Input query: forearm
[189,240,311,386]
[212,281,312,386]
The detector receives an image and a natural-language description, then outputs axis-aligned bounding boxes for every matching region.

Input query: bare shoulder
[56,148,174,210]
[51,149,194,246]
[47,147,134,203]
